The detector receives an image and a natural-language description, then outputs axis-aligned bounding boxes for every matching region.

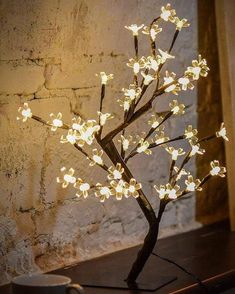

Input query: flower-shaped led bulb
[96,72,114,85]
[173,17,190,31]
[74,178,90,198]
[17,103,32,122]
[141,72,155,85]
[122,84,142,101]
[184,125,198,140]
[118,135,133,151]
[160,4,176,22]
[166,183,181,199]
[56,167,76,188]
[165,147,185,161]
[163,71,180,95]
[97,112,113,126]
[78,120,100,145]
[178,76,194,91]
[110,179,127,200]
[125,24,145,36]
[153,130,169,145]
[169,100,185,115]
[210,160,226,177]
[61,129,79,145]
[127,57,146,74]
[142,24,162,41]
[216,122,228,141]
[186,55,209,80]
[145,56,161,71]
[89,149,104,166]
[185,175,202,192]
[125,178,142,198]
[189,141,205,157]
[158,49,175,64]
[118,97,133,112]
[71,117,83,131]
[95,184,113,202]
[154,185,167,199]
[137,139,152,155]
[108,163,124,180]
[148,114,163,129]
[49,112,63,131]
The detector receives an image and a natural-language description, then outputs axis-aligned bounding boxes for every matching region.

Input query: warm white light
[17,103,32,122]
[97,72,114,85]
[90,149,104,166]
[158,49,175,64]
[185,176,202,192]
[75,179,90,198]
[160,4,176,22]
[98,112,113,126]
[210,160,226,177]
[57,167,76,188]
[189,142,205,157]
[61,129,78,145]
[174,17,190,31]
[137,139,152,155]
[184,125,198,140]
[49,113,63,131]
[166,147,185,160]
[108,163,124,180]
[141,72,155,85]
[142,24,162,41]
[216,122,228,141]
[186,55,209,80]
[169,100,185,115]
[125,24,145,36]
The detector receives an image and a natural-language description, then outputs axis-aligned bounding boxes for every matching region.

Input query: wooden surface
[1,221,235,293]
[215,0,235,230]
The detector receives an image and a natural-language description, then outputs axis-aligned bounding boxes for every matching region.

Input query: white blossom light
[216,122,228,141]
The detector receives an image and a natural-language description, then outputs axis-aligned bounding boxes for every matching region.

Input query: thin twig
[98,84,106,138]
[169,160,176,182]
[198,134,216,143]
[32,115,69,130]
[74,143,109,173]
[149,135,184,149]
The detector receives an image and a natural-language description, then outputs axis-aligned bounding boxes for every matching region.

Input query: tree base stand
[80,275,177,292]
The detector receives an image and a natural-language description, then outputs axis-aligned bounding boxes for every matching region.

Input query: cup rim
[12,274,71,287]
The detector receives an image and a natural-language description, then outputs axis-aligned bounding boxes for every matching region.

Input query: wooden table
[1,221,235,293]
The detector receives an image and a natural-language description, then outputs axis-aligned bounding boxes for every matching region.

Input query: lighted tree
[17,3,227,286]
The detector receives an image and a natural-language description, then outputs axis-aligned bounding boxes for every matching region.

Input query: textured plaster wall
[0,0,198,285]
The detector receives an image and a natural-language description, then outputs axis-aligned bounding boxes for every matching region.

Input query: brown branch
[149,135,185,149]
[174,173,212,202]
[198,134,216,143]
[169,160,176,182]
[32,114,109,173]
[32,115,69,130]
[101,81,177,146]
[124,111,173,162]
[98,84,106,138]
[169,30,179,53]
[74,143,109,173]
[144,111,173,141]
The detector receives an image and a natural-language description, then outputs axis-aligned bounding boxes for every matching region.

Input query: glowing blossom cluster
[17,3,227,203]
[56,164,142,202]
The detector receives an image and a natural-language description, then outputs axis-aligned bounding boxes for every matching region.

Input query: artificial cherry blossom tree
[17,3,227,286]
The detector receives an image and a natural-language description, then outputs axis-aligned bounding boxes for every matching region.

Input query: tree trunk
[99,139,167,284]
[126,200,166,284]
